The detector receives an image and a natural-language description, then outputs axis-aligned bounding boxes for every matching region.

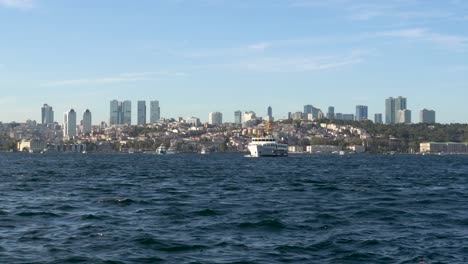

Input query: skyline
[1,0,468,123]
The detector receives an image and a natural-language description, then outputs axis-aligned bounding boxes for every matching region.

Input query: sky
[0,0,467,124]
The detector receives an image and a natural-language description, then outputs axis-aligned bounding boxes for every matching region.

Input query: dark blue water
[1,153,467,263]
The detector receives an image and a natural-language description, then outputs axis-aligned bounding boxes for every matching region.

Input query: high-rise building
[374,113,383,124]
[41,104,54,124]
[110,100,121,125]
[267,106,273,117]
[137,101,146,125]
[110,100,131,125]
[234,111,242,125]
[122,100,131,125]
[397,109,412,124]
[150,100,160,123]
[63,109,77,140]
[186,117,201,126]
[209,112,223,125]
[83,109,92,135]
[386,96,407,124]
[335,113,343,120]
[293,111,303,120]
[420,109,436,124]
[304,105,321,119]
[343,114,355,121]
[355,105,368,121]
[327,106,335,119]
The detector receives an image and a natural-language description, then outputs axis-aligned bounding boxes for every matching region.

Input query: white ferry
[156,145,167,155]
[248,136,288,157]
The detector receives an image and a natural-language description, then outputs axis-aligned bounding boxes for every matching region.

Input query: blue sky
[0,0,467,124]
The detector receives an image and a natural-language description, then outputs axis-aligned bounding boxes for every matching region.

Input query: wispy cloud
[224,51,365,73]
[0,0,34,10]
[42,71,187,87]
[378,28,468,51]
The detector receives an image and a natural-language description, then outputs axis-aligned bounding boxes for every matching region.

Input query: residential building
[293,111,303,120]
[150,100,160,123]
[83,109,92,135]
[374,113,383,124]
[267,106,272,118]
[397,109,412,124]
[63,109,77,140]
[355,105,368,121]
[137,100,146,125]
[209,112,223,125]
[420,109,436,124]
[109,100,131,125]
[186,117,201,126]
[234,111,242,125]
[41,104,54,124]
[122,100,131,125]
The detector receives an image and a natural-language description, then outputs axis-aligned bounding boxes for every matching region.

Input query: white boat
[200,147,209,155]
[156,145,167,155]
[248,135,288,157]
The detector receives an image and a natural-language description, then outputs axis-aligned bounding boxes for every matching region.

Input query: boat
[248,135,288,157]
[156,145,167,155]
[200,147,208,155]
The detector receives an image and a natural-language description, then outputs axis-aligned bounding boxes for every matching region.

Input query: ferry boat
[248,135,288,157]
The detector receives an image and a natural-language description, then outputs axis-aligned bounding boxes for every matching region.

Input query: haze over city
[1,0,467,124]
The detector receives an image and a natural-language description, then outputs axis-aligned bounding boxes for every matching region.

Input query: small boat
[156,145,167,155]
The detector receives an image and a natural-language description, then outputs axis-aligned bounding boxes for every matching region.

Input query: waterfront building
[327,106,335,119]
[234,111,242,125]
[150,100,160,123]
[420,109,436,124]
[420,142,468,153]
[41,104,54,124]
[355,105,368,121]
[63,109,77,140]
[209,112,223,125]
[397,109,412,124]
[374,113,383,124]
[137,100,146,125]
[306,145,341,153]
[82,109,92,135]
[17,139,46,153]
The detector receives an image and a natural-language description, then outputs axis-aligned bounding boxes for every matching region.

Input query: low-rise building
[306,145,341,153]
[420,142,468,153]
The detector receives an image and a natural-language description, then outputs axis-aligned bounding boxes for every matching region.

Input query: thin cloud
[378,28,468,51]
[0,0,34,10]
[224,52,364,73]
[42,71,187,87]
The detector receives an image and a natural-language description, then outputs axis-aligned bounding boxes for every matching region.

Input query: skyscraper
[137,100,146,125]
[267,106,272,117]
[110,100,121,125]
[150,100,160,123]
[83,109,92,135]
[122,100,132,125]
[304,105,321,119]
[209,112,223,125]
[110,100,131,125]
[374,113,383,124]
[327,106,335,119]
[397,109,412,124]
[386,96,407,124]
[41,104,54,124]
[355,105,368,121]
[420,109,436,124]
[63,109,77,140]
[234,111,242,125]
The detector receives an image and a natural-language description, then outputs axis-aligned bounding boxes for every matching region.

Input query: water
[1,153,467,263]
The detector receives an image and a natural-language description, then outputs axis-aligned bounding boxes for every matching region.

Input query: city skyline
[1,1,467,123]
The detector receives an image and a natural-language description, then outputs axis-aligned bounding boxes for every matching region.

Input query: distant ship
[248,135,288,157]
